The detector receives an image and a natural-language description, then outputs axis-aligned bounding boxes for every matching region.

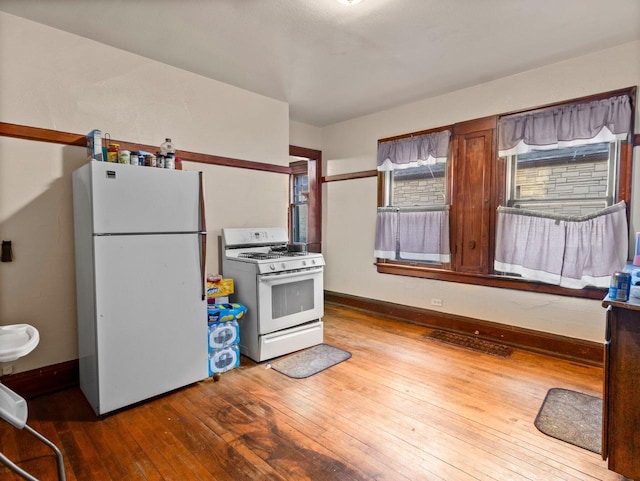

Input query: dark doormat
[534,388,602,454]
[424,330,513,358]
[270,344,351,379]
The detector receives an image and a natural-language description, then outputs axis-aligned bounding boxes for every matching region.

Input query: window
[388,163,447,209]
[375,130,451,264]
[375,88,635,298]
[505,142,617,216]
[290,170,308,244]
[289,146,322,253]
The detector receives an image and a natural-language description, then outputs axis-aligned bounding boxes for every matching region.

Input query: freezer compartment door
[89,161,201,234]
[93,233,207,415]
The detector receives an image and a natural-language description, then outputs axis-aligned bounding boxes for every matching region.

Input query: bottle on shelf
[107,143,120,163]
[118,149,131,164]
[160,138,175,155]
[165,152,176,169]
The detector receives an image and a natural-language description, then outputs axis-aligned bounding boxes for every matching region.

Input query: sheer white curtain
[374,209,397,259]
[375,207,450,263]
[495,202,628,288]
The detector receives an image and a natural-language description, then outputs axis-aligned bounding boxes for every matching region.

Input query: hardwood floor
[1,304,624,481]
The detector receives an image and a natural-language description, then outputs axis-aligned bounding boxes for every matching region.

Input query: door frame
[289,145,322,253]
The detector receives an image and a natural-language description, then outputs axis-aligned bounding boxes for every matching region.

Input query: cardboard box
[208,345,240,375]
[208,319,239,350]
[207,303,246,323]
[206,278,234,298]
[87,129,103,162]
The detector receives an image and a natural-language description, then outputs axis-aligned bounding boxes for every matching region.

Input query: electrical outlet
[431,298,443,307]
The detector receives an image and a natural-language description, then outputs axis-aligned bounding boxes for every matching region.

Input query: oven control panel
[222,227,288,248]
[258,255,325,274]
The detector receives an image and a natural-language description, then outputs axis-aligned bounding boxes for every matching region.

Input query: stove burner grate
[235,249,314,261]
[239,252,282,260]
[280,251,308,257]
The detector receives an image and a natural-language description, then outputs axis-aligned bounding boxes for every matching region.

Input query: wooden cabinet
[451,117,496,274]
[602,297,640,480]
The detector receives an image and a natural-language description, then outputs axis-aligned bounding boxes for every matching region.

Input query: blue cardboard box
[208,345,240,375]
[207,303,247,323]
[208,319,239,350]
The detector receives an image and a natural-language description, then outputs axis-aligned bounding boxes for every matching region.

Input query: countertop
[602,294,640,311]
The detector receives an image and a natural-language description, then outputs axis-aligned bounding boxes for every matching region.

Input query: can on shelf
[118,149,131,164]
[609,271,631,301]
[145,154,157,167]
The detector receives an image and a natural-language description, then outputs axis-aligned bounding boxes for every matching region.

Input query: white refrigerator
[72,161,209,415]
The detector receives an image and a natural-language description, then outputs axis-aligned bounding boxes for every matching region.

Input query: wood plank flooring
[0,304,624,480]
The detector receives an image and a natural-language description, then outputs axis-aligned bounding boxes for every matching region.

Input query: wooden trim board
[325,290,604,366]
[0,359,79,400]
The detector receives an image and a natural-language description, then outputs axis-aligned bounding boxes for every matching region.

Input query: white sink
[0,324,39,363]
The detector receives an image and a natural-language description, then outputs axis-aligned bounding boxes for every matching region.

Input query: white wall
[0,12,289,373]
[290,121,322,151]
[321,41,640,343]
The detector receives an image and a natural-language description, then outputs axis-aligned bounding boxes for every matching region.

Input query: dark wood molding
[322,170,378,183]
[178,149,290,174]
[634,133,640,147]
[453,115,497,135]
[290,145,321,159]
[0,122,290,174]
[325,290,604,366]
[376,261,607,300]
[0,359,79,399]
[379,124,455,143]
[0,122,86,146]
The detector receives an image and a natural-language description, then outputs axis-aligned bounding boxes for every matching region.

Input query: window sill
[375,261,607,300]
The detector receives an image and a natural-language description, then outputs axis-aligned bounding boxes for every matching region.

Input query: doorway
[289,145,322,253]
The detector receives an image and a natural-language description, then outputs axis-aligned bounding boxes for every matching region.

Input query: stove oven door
[256,267,324,334]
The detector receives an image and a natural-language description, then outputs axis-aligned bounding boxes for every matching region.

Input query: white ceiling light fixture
[337,0,363,5]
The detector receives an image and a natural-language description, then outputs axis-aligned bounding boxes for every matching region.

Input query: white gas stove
[221,227,325,362]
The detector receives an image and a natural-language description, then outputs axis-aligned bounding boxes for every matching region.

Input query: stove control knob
[311,259,316,265]
[269,264,276,271]
[302,260,307,266]
[281,263,286,270]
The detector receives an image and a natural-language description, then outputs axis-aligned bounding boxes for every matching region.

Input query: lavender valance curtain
[375,207,450,263]
[377,130,451,171]
[494,202,627,288]
[498,95,632,156]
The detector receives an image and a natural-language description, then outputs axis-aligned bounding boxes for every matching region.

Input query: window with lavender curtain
[495,94,632,288]
[375,129,452,263]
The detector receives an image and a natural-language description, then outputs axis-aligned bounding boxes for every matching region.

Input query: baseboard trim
[0,359,79,399]
[325,290,604,366]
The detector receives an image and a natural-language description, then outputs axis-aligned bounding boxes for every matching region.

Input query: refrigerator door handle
[198,171,207,301]
[199,231,207,301]
[198,172,207,232]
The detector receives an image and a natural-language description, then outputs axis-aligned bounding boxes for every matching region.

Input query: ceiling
[1,0,639,127]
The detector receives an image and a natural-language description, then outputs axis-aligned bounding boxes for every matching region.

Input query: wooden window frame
[376,87,637,300]
[289,145,322,253]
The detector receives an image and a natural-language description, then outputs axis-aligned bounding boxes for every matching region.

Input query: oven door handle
[259,267,323,282]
